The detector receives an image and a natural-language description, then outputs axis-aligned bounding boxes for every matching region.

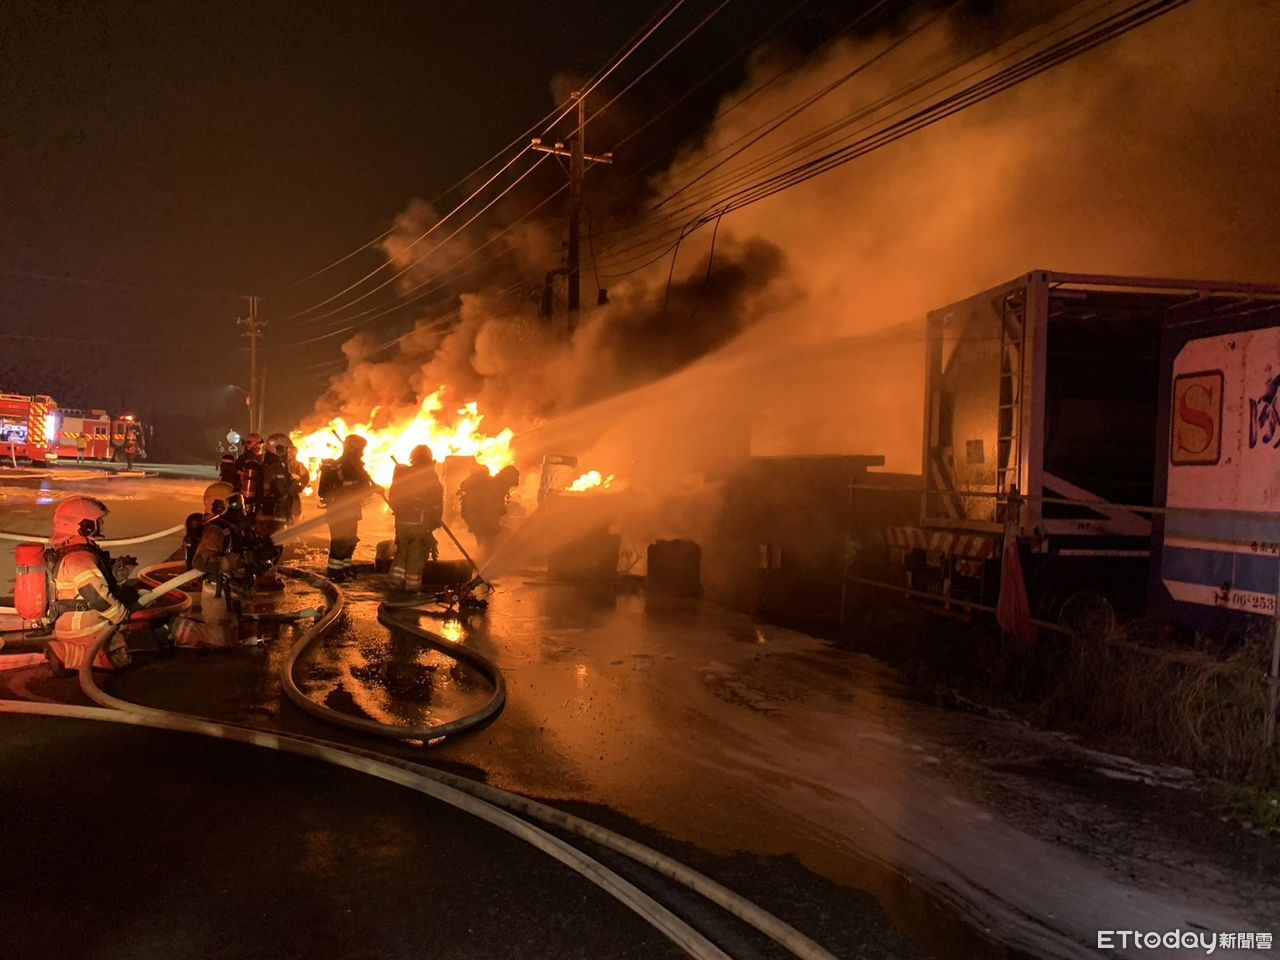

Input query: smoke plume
[303,0,1280,511]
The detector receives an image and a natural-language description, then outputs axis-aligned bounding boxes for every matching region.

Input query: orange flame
[290,388,515,488]
[567,469,614,492]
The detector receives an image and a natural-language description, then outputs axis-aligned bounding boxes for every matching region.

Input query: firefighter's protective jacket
[46,542,130,673]
[322,455,374,519]
[389,464,444,529]
[52,544,127,636]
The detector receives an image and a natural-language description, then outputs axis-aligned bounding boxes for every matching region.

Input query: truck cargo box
[1153,301,1280,631]
[889,271,1280,620]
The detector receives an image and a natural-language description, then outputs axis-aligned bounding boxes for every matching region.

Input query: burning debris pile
[290,388,516,488]
[568,470,614,492]
[290,386,617,500]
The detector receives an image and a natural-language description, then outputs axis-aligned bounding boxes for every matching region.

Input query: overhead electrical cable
[288,148,536,322]
[281,183,568,343]
[595,0,1187,279]
[279,0,688,297]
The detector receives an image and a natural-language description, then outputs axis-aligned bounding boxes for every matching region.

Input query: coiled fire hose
[0,567,838,960]
[278,567,506,743]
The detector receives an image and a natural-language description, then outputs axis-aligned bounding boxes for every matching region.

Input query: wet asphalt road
[0,716,684,960]
[4,474,1280,959]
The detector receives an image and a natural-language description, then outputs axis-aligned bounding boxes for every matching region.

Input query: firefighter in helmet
[45,496,133,674]
[259,433,296,537]
[172,481,245,648]
[234,432,265,495]
[459,464,520,555]
[388,444,444,589]
[318,434,376,581]
[285,441,309,522]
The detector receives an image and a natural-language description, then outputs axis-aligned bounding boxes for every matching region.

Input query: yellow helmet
[203,481,236,516]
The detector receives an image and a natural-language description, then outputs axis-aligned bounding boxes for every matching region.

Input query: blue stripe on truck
[1165,509,1280,544]
[1162,545,1278,593]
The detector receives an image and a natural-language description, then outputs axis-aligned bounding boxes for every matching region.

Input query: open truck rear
[880,271,1280,625]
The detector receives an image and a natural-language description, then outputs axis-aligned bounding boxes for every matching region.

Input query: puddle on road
[292,592,495,732]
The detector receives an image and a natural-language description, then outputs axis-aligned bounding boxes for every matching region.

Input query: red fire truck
[52,409,148,462]
[0,393,149,466]
[0,393,59,465]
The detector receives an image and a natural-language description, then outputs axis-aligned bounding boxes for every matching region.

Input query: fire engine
[52,409,147,462]
[0,393,58,465]
[0,393,149,466]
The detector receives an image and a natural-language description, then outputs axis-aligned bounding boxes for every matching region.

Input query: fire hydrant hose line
[54,615,734,960]
[0,522,188,545]
[1,568,839,960]
[276,567,508,744]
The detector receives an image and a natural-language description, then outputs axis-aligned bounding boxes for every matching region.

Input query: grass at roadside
[837,601,1279,788]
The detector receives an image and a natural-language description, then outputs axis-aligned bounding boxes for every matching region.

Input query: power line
[288,147,538,323]
[277,0,690,298]
[279,182,568,345]
[290,153,551,328]
[595,0,1188,280]
[697,0,1192,222]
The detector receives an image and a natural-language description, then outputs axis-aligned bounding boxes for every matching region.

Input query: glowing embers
[291,388,516,489]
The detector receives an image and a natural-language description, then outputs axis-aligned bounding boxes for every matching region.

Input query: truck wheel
[1057,589,1116,640]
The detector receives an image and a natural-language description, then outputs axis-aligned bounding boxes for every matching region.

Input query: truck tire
[1035,568,1116,639]
[1058,590,1116,640]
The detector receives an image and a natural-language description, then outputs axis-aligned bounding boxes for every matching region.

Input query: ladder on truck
[995,291,1026,524]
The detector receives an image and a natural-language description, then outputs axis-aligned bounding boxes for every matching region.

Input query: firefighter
[459,464,519,555]
[44,496,133,675]
[172,481,245,647]
[285,441,309,522]
[318,434,376,582]
[388,445,444,589]
[259,434,295,534]
[218,451,238,485]
[233,433,265,494]
[122,434,139,471]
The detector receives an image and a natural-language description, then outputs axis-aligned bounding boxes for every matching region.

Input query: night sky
[0,0,979,458]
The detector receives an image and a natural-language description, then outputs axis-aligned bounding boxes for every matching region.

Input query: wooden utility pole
[532,91,612,333]
[237,295,266,435]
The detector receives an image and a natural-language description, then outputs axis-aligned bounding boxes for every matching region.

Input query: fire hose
[0,568,839,960]
[277,567,506,743]
[0,524,190,619]
[0,522,187,546]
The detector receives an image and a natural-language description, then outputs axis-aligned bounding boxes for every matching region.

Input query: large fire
[291,388,515,488]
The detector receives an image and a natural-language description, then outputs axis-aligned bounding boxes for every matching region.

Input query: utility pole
[237,295,266,435]
[532,91,612,333]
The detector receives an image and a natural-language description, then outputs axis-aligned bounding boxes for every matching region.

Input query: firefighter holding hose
[388,444,444,590]
[318,434,376,582]
[459,464,520,555]
[172,481,248,647]
[44,496,134,674]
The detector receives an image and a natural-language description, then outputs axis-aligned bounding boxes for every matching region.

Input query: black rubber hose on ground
[277,568,507,744]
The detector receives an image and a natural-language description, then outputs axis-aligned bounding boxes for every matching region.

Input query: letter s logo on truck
[1171,371,1223,465]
